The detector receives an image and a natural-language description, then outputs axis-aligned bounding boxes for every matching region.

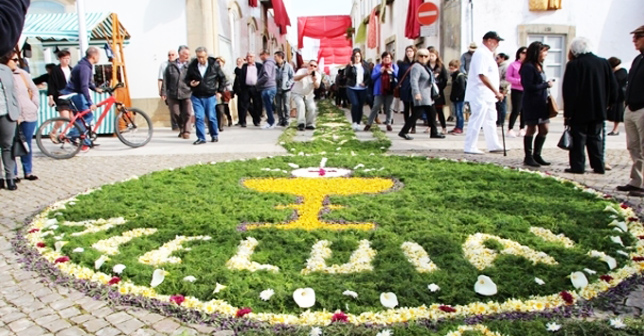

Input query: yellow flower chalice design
[243,161,394,231]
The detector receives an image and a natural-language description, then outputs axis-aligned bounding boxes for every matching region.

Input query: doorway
[527,34,566,105]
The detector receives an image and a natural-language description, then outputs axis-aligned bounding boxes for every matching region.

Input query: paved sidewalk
[1,110,643,335]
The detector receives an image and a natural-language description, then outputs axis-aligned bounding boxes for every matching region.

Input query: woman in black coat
[345,50,372,130]
[47,49,73,141]
[397,46,416,132]
[607,57,628,135]
[520,41,554,167]
[428,47,448,135]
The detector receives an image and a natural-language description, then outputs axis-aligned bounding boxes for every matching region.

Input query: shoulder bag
[393,66,412,98]
[557,126,572,150]
[12,126,29,158]
[548,95,559,118]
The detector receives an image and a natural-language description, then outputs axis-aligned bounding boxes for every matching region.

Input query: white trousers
[292,92,316,126]
[464,100,503,152]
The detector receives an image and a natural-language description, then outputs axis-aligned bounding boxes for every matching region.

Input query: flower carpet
[15,101,644,335]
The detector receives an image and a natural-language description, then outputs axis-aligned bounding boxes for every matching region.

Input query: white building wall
[465,0,643,67]
[85,0,188,100]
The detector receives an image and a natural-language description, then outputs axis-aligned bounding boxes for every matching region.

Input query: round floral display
[22,155,644,327]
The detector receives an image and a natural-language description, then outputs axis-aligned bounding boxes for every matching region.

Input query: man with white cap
[463,32,505,155]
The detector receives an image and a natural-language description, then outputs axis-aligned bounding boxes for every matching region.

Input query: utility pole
[76,0,89,55]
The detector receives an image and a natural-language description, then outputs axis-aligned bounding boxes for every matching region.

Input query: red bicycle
[36,83,153,159]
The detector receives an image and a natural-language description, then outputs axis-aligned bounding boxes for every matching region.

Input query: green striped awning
[22,12,130,43]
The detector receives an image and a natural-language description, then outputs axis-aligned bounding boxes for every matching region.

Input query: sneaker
[80,145,91,153]
[261,123,275,129]
[298,124,305,131]
[305,125,315,130]
[519,129,526,137]
[448,128,463,135]
[352,123,359,131]
[464,149,485,155]
[507,129,517,138]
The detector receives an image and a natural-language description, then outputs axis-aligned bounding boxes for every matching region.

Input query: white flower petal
[94,255,108,270]
[309,327,322,336]
[260,289,275,301]
[617,250,630,257]
[535,277,546,285]
[376,330,393,336]
[474,275,498,296]
[293,288,316,308]
[213,282,227,294]
[320,158,328,168]
[610,318,626,329]
[546,322,562,331]
[379,292,398,309]
[583,268,597,275]
[54,241,67,253]
[609,220,628,233]
[113,264,126,274]
[427,283,441,292]
[610,236,625,246]
[72,247,84,253]
[342,290,358,298]
[288,163,300,169]
[570,271,589,289]
[183,276,197,282]
[150,269,166,288]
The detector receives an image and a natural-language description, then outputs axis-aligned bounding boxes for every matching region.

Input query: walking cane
[501,122,507,156]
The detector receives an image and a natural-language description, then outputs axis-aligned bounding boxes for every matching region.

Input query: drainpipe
[470,0,474,44]
[76,0,88,55]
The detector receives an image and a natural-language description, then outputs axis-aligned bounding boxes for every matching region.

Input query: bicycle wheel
[115,108,153,148]
[35,117,84,159]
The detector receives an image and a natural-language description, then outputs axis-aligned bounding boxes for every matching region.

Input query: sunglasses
[309,64,318,67]
[11,58,19,62]
[419,55,429,58]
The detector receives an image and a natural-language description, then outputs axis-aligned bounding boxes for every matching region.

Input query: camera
[311,71,316,77]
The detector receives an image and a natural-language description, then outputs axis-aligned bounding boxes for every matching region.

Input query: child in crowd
[448,59,466,134]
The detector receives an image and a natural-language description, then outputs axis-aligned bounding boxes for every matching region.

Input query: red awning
[249,0,258,7]
[271,0,291,35]
[297,15,352,49]
[405,0,423,39]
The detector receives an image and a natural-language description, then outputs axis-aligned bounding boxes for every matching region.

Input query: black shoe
[305,125,315,130]
[593,169,605,175]
[241,124,247,128]
[14,177,20,183]
[617,185,644,192]
[0,179,4,189]
[211,137,218,142]
[524,156,541,167]
[254,122,260,127]
[219,128,224,132]
[298,124,305,131]
[398,133,413,140]
[193,139,206,145]
[564,168,584,174]
[430,133,445,139]
[534,156,551,166]
[6,179,17,191]
[24,175,38,181]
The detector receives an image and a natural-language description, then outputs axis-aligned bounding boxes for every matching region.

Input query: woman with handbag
[0,52,19,190]
[345,50,372,131]
[427,47,448,135]
[520,42,554,167]
[364,52,398,132]
[396,46,416,133]
[398,48,444,140]
[2,51,38,182]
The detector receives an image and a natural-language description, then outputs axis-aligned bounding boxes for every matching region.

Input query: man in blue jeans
[185,47,228,144]
[257,50,277,129]
[62,47,103,152]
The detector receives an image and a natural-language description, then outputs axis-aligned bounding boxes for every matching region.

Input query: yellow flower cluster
[92,228,158,255]
[301,240,375,275]
[400,242,439,273]
[138,235,211,266]
[226,237,280,272]
[529,227,576,248]
[242,177,394,231]
[463,233,558,270]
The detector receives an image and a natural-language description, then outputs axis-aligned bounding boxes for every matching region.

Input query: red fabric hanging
[317,36,352,67]
[271,0,291,35]
[297,15,352,49]
[405,0,423,39]
[367,8,379,49]
[249,0,258,7]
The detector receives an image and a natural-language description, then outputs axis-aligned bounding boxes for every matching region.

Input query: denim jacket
[275,62,294,92]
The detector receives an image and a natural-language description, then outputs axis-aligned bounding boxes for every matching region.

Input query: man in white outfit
[463,31,506,154]
[292,60,321,131]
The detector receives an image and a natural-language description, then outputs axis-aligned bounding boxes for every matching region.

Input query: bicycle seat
[58,93,78,101]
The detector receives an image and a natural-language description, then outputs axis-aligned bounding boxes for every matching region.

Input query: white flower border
[23,162,644,326]
[93,228,158,255]
[529,227,576,248]
[463,233,558,271]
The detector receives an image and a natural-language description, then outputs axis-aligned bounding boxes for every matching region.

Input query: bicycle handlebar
[102,82,125,95]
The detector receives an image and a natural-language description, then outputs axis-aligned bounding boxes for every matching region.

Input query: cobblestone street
[1,113,643,335]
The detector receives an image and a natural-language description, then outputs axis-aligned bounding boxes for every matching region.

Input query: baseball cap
[631,25,644,36]
[483,31,504,41]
